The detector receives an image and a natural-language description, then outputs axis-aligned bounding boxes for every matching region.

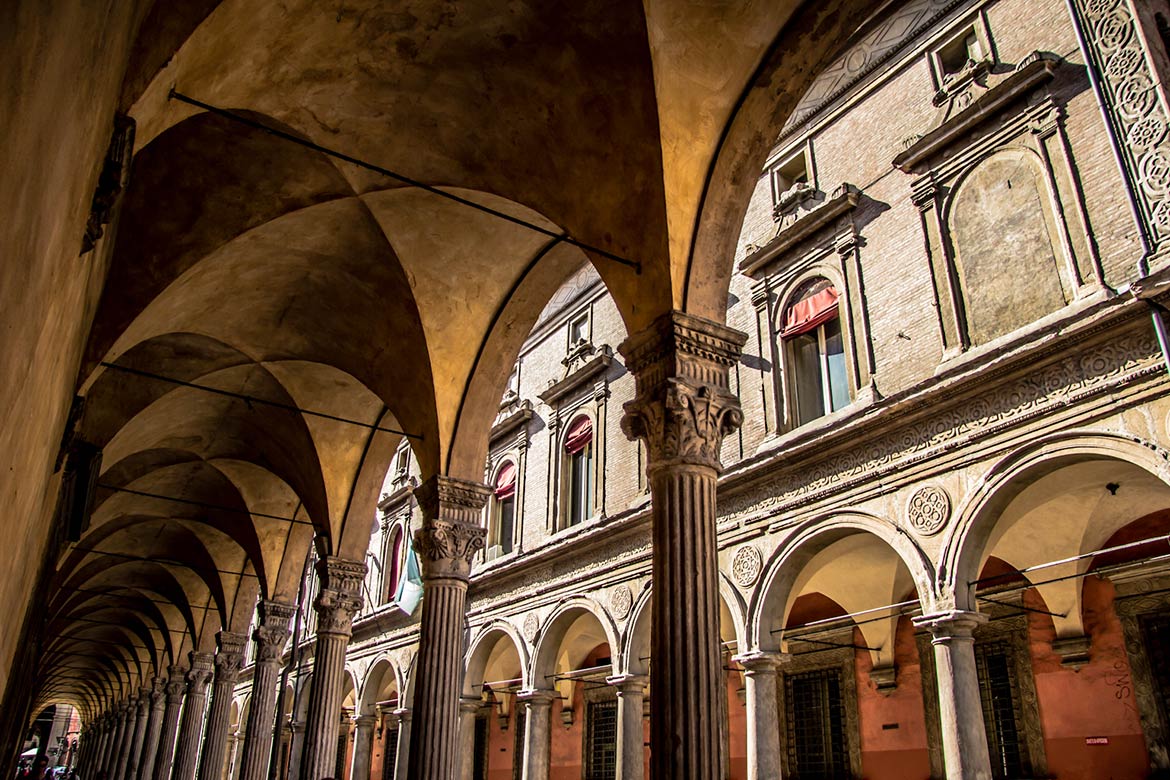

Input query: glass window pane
[823,319,850,412]
[569,445,593,525]
[792,332,825,425]
[499,497,515,554]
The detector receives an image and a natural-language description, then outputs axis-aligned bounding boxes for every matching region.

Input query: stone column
[348,716,376,780]
[139,678,166,780]
[298,556,366,780]
[606,675,647,780]
[100,712,118,775]
[455,699,481,780]
[114,699,137,780]
[391,710,411,780]
[239,601,296,780]
[733,652,787,780]
[406,477,488,780]
[913,611,993,780]
[224,733,241,780]
[618,311,746,780]
[172,653,215,780]
[127,689,151,780]
[198,632,248,780]
[93,717,110,775]
[516,690,557,780]
[154,669,187,780]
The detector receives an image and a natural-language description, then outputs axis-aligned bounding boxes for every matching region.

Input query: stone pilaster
[349,716,377,780]
[516,690,557,780]
[239,601,295,780]
[618,311,746,780]
[733,652,787,780]
[127,689,151,780]
[456,699,481,780]
[392,709,411,780]
[198,632,247,780]
[137,679,166,780]
[153,669,187,780]
[406,476,489,780]
[114,699,136,780]
[172,653,215,780]
[606,675,647,780]
[913,611,993,780]
[298,556,366,780]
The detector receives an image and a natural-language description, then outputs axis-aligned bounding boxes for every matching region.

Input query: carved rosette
[522,612,540,643]
[619,311,747,473]
[610,585,633,620]
[731,545,763,587]
[412,475,489,579]
[253,600,296,663]
[907,485,951,536]
[313,556,367,636]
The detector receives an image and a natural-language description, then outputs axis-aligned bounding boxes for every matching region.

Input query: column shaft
[115,701,137,780]
[154,670,187,780]
[618,311,746,780]
[914,611,993,780]
[139,680,166,780]
[198,632,247,780]
[455,701,479,780]
[391,710,411,780]
[172,654,215,780]
[128,691,151,780]
[606,676,647,780]
[298,557,366,780]
[406,477,488,780]
[348,717,376,780]
[517,692,555,780]
[239,601,295,780]
[734,653,786,780]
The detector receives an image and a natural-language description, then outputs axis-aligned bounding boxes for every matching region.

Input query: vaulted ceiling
[34,0,883,721]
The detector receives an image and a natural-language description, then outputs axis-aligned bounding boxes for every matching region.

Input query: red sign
[1085,737,1109,745]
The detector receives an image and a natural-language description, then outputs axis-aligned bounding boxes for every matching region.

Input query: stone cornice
[537,346,613,406]
[893,51,1060,172]
[739,184,861,277]
[490,399,534,443]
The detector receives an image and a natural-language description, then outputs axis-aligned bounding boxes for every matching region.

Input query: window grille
[585,699,618,779]
[512,707,526,780]
[1141,613,1170,728]
[974,640,1024,779]
[472,714,490,780]
[381,726,398,780]
[334,731,348,780]
[784,668,850,779]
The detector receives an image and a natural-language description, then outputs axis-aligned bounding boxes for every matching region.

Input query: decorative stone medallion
[731,545,763,587]
[610,585,632,620]
[522,612,540,643]
[907,485,951,536]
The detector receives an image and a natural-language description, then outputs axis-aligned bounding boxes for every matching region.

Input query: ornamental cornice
[739,184,861,277]
[538,346,613,406]
[316,555,367,597]
[413,475,491,526]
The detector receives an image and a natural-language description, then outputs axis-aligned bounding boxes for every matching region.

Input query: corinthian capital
[312,556,367,636]
[214,631,248,681]
[411,476,489,580]
[186,652,214,692]
[253,600,295,663]
[619,311,746,472]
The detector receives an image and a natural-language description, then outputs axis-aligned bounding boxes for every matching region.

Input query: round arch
[529,596,620,690]
[464,620,530,698]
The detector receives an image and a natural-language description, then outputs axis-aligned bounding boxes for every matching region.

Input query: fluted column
[407,476,489,780]
[455,699,481,780]
[92,719,109,775]
[172,653,215,780]
[516,690,556,780]
[114,699,137,780]
[606,675,647,780]
[392,710,411,780]
[99,713,117,775]
[198,632,248,780]
[239,601,296,780]
[913,611,993,780]
[298,556,366,780]
[348,716,376,780]
[139,679,166,780]
[154,669,187,780]
[127,689,151,780]
[618,311,746,780]
[733,652,787,780]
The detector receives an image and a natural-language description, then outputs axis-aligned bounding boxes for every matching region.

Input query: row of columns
[73,311,995,780]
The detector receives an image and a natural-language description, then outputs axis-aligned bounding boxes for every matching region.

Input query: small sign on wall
[1085,737,1109,746]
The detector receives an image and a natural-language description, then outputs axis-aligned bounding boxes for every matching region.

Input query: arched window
[493,461,518,555]
[383,527,403,604]
[564,415,594,527]
[781,278,850,426]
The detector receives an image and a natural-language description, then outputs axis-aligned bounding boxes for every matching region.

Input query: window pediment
[538,345,613,406]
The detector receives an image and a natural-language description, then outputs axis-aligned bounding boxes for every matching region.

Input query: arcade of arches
[8,0,1170,779]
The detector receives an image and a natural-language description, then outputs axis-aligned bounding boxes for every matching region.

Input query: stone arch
[464,620,530,698]
[943,431,1170,636]
[358,657,401,717]
[750,512,935,662]
[529,597,620,690]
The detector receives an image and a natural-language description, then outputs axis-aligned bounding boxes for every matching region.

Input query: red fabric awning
[564,415,593,454]
[780,285,839,338]
[494,462,517,499]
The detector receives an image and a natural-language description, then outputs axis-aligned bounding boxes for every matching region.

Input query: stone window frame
[484,453,524,561]
[567,308,592,355]
[927,9,996,107]
[777,628,864,779]
[380,519,407,605]
[549,405,605,533]
[768,140,818,220]
[917,600,1048,779]
[1110,565,1170,772]
[896,52,1105,361]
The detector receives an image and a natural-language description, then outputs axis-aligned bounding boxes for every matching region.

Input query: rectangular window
[785,668,850,779]
[569,312,590,349]
[823,318,849,413]
[498,495,515,554]
[512,707,526,780]
[975,640,1024,779]
[569,445,593,525]
[473,714,490,780]
[382,726,399,780]
[585,699,618,780]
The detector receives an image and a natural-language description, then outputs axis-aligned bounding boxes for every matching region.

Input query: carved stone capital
[214,631,248,681]
[619,311,745,473]
[413,475,491,526]
[458,697,483,716]
[149,677,166,709]
[516,689,559,709]
[164,666,187,702]
[186,652,215,692]
[253,601,295,663]
[733,651,790,675]
[137,688,152,714]
[412,475,489,579]
[912,609,987,642]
